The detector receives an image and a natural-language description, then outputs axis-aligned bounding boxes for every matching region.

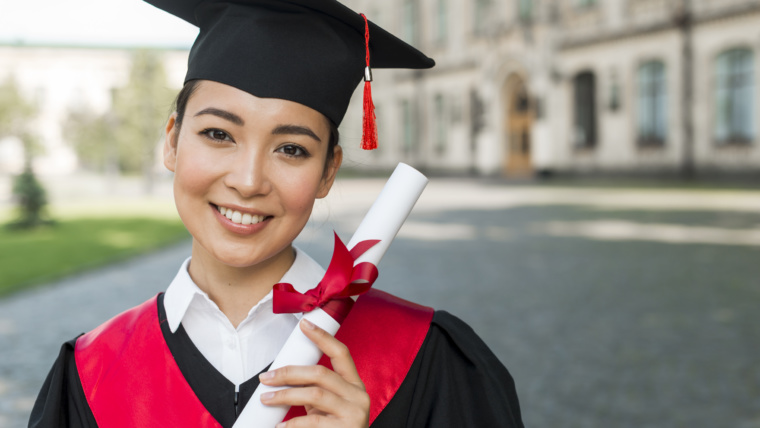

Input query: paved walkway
[0,241,192,426]
[3,178,760,427]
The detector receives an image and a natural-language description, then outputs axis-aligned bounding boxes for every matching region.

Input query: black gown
[29,294,524,427]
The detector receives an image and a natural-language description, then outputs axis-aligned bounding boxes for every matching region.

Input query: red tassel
[360,14,378,151]
[361,79,378,150]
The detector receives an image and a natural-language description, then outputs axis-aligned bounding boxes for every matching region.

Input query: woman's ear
[317,145,342,199]
[163,113,179,172]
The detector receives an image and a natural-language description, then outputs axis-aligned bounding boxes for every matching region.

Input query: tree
[64,108,113,173]
[0,76,50,228]
[0,76,36,140]
[64,49,174,193]
[10,154,49,229]
[114,50,174,193]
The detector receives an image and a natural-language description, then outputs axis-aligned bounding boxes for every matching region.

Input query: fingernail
[302,318,316,329]
[259,371,274,380]
[261,392,275,401]
[275,423,286,428]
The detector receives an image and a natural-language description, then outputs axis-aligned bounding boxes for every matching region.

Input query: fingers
[259,364,351,397]
[262,386,369,428]
[260,385,346,417]
[259,365,370,419]
[259,318,370,427]
[274,412,368,428]
[298,318,363,385]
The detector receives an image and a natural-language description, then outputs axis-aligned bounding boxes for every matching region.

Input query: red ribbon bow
[273,232,380,323]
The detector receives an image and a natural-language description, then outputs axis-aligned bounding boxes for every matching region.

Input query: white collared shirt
[163,247,325,387]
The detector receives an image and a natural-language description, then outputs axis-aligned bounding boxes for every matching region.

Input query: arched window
[715,48,755,143]
[637,61,667,145]
[573,71,597,148]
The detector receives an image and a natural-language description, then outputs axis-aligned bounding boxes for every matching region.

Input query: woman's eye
[277,144,309,158]
[201,129,232,142]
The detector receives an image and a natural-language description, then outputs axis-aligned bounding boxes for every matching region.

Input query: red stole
[75,289,433,427]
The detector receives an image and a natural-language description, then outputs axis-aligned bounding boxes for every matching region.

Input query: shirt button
[227,339,236,349]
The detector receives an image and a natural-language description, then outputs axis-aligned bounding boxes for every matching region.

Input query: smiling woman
[164,81,341,323]
[29,1,524,427]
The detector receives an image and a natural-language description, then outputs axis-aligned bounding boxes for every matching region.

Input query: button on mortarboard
[144,0,435,129]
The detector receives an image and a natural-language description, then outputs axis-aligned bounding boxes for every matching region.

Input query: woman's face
[163,80,341,269]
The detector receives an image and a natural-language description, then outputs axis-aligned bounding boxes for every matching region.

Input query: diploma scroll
[234,163,428,427]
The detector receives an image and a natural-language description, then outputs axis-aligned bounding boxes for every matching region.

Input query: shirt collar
[163,246,326,333]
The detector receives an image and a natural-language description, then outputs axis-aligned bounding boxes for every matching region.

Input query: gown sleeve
[372,310,524,428]
[28,338,98,428]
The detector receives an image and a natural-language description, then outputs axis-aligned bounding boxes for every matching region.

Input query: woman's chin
[200,243,293,271]
[212,252,270,269]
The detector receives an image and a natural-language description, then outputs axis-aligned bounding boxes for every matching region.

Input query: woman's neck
[187,242,296,328]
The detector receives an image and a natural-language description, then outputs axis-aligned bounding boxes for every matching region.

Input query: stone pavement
[2,178,760,427]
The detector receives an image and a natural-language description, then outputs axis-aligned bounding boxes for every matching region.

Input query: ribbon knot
[273,232,380,321]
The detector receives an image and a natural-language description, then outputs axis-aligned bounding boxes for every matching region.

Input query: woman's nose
[223,148,272,198]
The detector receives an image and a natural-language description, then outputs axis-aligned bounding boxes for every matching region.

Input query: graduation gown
[29,291,524,428]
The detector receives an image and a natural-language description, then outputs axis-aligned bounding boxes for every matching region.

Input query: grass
[0,200,189,297]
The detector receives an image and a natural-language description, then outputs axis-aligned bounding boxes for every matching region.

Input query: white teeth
[217,205,267,225]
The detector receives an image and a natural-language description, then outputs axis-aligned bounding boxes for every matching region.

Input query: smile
[215,204,272,225]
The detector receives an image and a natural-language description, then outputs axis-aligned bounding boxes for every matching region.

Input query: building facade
[341,0,760,176]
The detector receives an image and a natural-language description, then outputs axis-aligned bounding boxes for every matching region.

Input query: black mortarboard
[144,0,434,148]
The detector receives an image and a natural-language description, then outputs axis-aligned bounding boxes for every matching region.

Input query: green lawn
[0,200,189,297]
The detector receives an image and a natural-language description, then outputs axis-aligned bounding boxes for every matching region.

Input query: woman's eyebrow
[272,124,322,143]
[194,107,244,126]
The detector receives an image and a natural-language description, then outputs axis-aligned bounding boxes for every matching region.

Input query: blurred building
[1,1,758,178]
[342,0,760,176]
[0,44,187,176]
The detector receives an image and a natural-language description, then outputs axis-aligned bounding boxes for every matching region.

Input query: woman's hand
[259,318,370,428]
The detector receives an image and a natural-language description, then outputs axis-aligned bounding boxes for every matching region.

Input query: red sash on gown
[75,289,434,427]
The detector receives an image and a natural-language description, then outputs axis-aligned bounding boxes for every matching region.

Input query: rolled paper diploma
[234,162,428,428]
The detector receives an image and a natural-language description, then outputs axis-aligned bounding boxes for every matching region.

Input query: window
[433,94,447,155]
[402,0,419,46]
[637,61,667,145]
[573,71,597,148]
[473,0,491,35]
[715,48,755,144]
[435,0,448,44]
[401,99,418,156]
[518,0,533,22]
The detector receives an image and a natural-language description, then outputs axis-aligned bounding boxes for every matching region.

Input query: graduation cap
[144,0,435,150]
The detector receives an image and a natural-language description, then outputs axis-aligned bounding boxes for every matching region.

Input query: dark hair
[171,80,340,169]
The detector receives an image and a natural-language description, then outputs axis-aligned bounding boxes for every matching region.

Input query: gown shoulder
[28,337,98,428]
[373,310,524,428]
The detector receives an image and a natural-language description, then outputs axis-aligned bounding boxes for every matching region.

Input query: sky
[0,0,199,48]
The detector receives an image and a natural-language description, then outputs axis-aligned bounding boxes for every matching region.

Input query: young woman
[29,1,524,427]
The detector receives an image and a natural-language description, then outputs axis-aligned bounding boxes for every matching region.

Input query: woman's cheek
[176,145,225,193]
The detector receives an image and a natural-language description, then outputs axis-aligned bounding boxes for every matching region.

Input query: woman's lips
[211,203,272,235]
